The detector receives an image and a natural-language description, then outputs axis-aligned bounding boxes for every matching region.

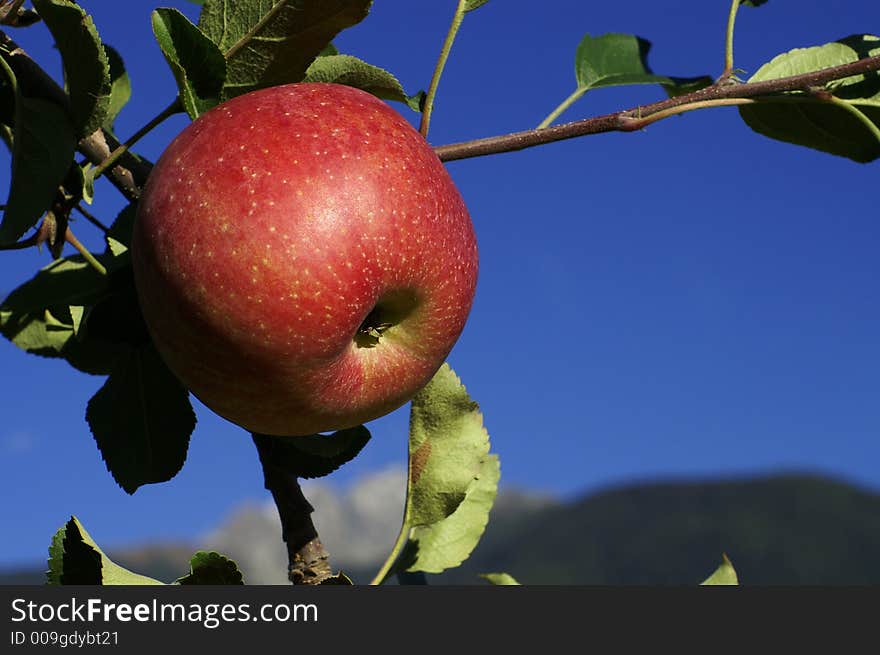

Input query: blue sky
[1,1,878,567]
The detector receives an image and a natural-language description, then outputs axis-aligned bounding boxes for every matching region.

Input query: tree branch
[252,434,334,585]
[434,54,880,162]
[0,30,151,201]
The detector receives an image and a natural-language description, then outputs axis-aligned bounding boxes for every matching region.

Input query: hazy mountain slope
[440,472,880,584]
[3,472,878,585]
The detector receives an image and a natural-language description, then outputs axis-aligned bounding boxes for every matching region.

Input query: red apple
[132,83,478,436]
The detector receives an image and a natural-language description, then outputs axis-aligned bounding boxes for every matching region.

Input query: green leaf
[86,343,196,494]
[0,64,76,245]
[575,33,683,92]
[407,364,493,527]
[480,572,521,585]
[47,516,164,585]
[176,551,244,584]
[662,75,713,98]
[406,453,500,574]
[318,42,339,57]
[463,0,490,12]
[198,0,373,100]
[1,256,111,357]
[741,0,769,7]
[31,0,111,137]
[374,364,498,582]
[739,35,880,163]
[253,426,370,479]
[152,8,226,119]
[107,203,137,249]
[0,74,14,126]
[320,572,354,585]
[701,553,739,585]
[407,90,426,113]
[303,54,413,106]
[103,45,131,130]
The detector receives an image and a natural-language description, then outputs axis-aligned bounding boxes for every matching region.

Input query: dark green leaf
[198,0,372,100]
[176,551,244,584]
[106,203,136,249]
[1,256,111,353]
[318,42,339,57]
[407,90,426,113]
[252,426,370,479]
[739,35,880,162]
[103,45,130,130]
[0,74,14,126]
[463,0,490,12]
[575,33,680,91]
[47,516,164,585]
[662,75,713,98]
[480,572,520,585]
[0,64,76,245]
[86,342,196,494]
[31,0,111,137]
[741,1,769,7]
[303,54,412,106]
[152,8,226,119]
[701,553,739,585]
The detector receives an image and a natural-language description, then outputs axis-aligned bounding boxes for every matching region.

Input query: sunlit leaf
[47,516,164,585]
[406,453,500,574]
[701,553,739,585]
[374,364,498,582]
[198,0,372,100]
[480,572,521,585]
[103,45,131,130]
[739,35,880,162]
[304,54,414,107]
[152,8,226,119]
[575,33,681,91]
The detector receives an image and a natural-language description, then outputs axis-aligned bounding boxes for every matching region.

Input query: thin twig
[434,54,880,162]
[252,434,334,585]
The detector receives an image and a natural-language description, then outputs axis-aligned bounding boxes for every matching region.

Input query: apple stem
[253,435,334,585]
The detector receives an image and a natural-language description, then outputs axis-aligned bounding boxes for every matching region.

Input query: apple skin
[131,83,478,436]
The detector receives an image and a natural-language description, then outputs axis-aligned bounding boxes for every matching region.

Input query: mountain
[443,472,880,585]
[2,471,879,585]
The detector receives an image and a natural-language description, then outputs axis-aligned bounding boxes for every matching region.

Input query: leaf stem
[827,96,880,145]
[90,98,181,183]
[433,54,880,162]
[722,0,740,78]
[537,86,587,129]
[419,0,469,138]
[369,519,410,585]
[65,228,106,275]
